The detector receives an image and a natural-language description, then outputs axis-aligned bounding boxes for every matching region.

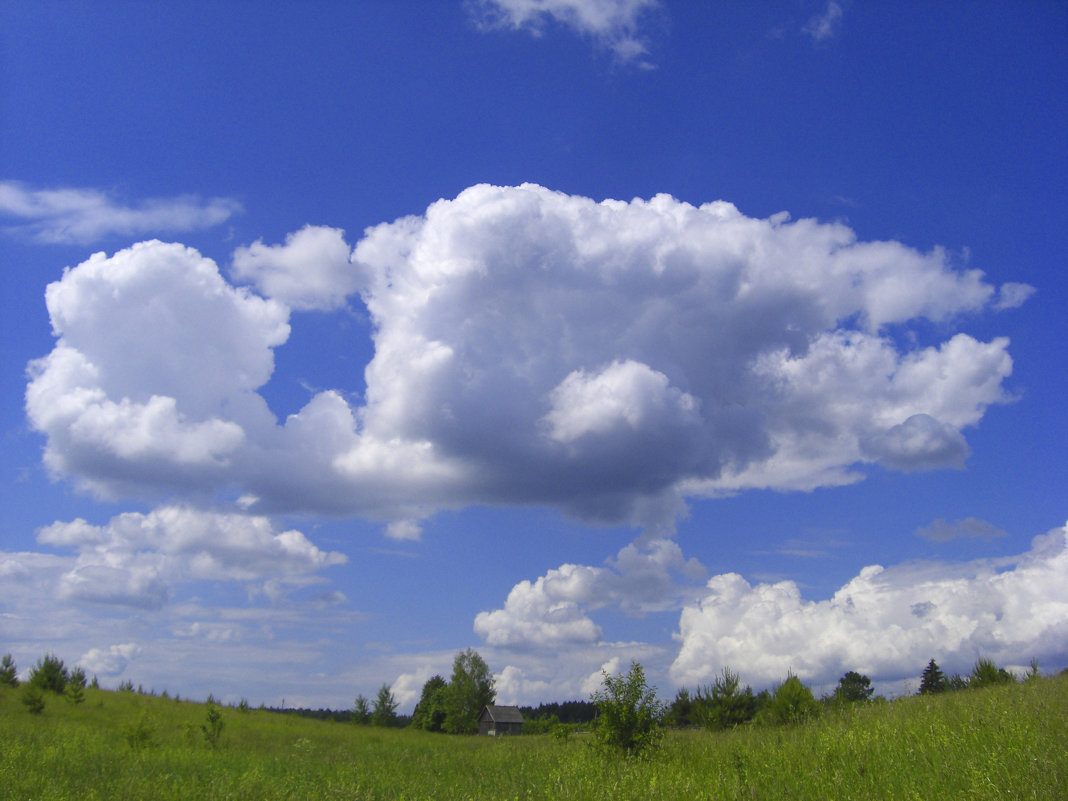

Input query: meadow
[1,673,1065,800]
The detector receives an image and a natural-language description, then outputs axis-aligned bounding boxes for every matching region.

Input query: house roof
[480,705,525,724]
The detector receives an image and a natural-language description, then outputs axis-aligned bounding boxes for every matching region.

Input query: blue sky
[1,0,1065,710]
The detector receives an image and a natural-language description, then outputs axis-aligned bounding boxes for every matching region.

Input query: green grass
[1,674,1066,800]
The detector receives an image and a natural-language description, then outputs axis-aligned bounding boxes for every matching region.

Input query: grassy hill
[1,673,1065,800]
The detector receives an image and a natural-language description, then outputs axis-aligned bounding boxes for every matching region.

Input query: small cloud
[0,180,241,244]
[470,0,663,65]
[386,520,423,541]
[993,282,1035,310]
[915,517,1008,542]
[861,414,970,472]
[79,643,140,677]
[802,1,843,42]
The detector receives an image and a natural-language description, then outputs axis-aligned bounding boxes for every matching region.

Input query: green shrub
[970,657,1015,689]
[123,712,155,750]
[21,683,45,714]
[696,667,757,730]
[758,673,819,726]
[590,660,664,756]
[201,702,225,749]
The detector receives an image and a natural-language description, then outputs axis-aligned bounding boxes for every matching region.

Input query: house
[478,705,524,736]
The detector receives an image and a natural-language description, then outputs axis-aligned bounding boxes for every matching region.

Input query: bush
[696,667,757,730]
[123,712,155,750]
[970,657,1015,689]
[591,661,664,756]
[21,684,45,714]
[758,674,819,726]
[201,702,225,749]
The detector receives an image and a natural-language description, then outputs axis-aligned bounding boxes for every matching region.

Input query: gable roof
[480,705,524,724]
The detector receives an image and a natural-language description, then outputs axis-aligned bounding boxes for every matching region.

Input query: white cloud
[474,537,705,649]
[671,523,1068,690]
[231,225,365,311]
[915,517,1008,542]
[0,180,240,244]
[37,506,346,609]
[993,282,1036,310]
[26,184,1024,532]
[802,1,843,42]
[470,0,661,63]
[79,643,141,677]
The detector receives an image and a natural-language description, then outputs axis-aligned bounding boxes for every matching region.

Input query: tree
[372,683,400,727]
[919,659,947,695]
[411,675,449,732]
[352,695,372,725]
[66,666,87,705]
[970,657,1015,689]
[590,661,665,756]
[697,667,757,730]
[665,688,695,727]
[758,674,819,726]
[28,653,68,694]
[0,653,17,687]
[21,683,45,714]
[833,671,874,703]
[443,649,495,734]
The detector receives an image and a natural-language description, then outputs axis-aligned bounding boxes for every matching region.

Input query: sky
[1,0,1065,712]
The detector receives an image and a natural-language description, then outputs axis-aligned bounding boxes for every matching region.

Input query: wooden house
[478,705,524,736]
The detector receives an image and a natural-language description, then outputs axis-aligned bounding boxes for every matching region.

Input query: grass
[1,674,1065,800]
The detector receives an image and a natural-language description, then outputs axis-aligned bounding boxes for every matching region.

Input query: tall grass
[1,674,1065,800]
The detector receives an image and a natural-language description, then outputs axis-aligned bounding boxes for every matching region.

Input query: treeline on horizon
[2,647,1054,736]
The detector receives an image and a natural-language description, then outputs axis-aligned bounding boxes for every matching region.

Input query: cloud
[37,506,347,609]
[802,1,843,42]
[0,180,241,244]
[671,523,1068,690]
[860,413,970,472]
[993,282,1036,310]
[231,225,365,311]
[470,0,662,63]
[27,184,1022,532]
[915,517,1008,542]
[474,537,705,649]
[79,644,141,677]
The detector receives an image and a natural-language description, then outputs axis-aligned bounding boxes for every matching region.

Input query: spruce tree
[918,659,947,695]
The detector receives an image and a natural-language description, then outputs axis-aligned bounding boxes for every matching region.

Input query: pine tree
[0,653,17,687]
[918,658,947,695]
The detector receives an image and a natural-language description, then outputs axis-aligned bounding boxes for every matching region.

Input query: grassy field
[1,674,1065,800]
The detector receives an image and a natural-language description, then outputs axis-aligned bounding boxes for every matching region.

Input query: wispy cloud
[469,0,663,65]
[802,1,843,42]
[915,517,1008,542]
[0,180,241,244]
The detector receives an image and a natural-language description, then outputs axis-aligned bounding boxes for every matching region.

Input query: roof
[480,705,525,724]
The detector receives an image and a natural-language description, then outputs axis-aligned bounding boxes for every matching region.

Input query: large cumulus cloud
[671,524,1068,690]
[27,184,1024,532]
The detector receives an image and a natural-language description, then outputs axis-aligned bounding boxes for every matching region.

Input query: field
[1,675,1066,800]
